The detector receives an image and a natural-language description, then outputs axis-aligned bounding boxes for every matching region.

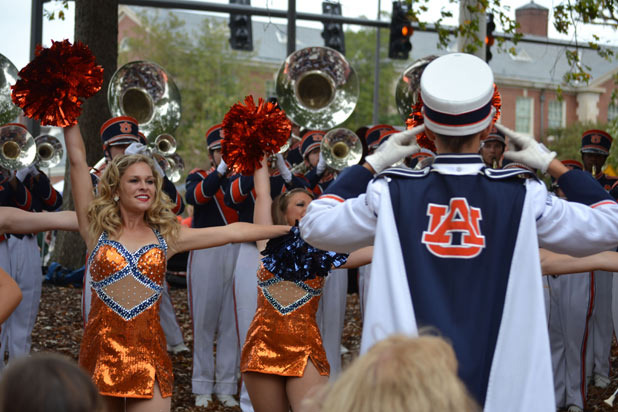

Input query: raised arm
[169,222,289,257]
[341,246,373,269]
[0,208,78,234]
[0,267,22,325]
[540,248,618,275]
[63,124,94,247]
[254,156,274,251]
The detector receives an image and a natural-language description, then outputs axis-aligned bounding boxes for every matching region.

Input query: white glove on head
[16,164,38,182]
[124,142,148,156]
[216,158,228,175]
[496,123,556,173]
[365,125,424,174]
[275,153,292,183]
[316,151,327,176]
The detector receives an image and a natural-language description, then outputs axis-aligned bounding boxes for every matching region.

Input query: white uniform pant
[585,270,613,380]
[187,244,240,395]
[82,266,184,346]
[0,236,42,371]
[316,269,347,378]
[233,242,260,412]
[358,264,371,316]
[547,273,591,409]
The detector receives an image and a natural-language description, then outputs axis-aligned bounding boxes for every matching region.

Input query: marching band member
[479,126,506,168]
[64,121,287,412]
[364,124,395,155]
[185,124,240,408]
[0,123,62,373]
[300,53,618,411]
[83,116,188,354]
[578,130,618,390]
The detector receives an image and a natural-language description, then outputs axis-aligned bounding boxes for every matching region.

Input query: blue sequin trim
[88,230,166,321]
[258,277,322,316]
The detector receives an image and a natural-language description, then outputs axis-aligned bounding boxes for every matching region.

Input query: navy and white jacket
[300,154,618,412]
[185,168,238,228]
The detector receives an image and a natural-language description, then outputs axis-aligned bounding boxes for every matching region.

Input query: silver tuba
[0,53,21,126]
[0,124,36,170]
[108,61,182,143]
[153,133,176,156]
[276,47,359,131]
[395,55,438,121]
[163,153,184,183]
[320,128,362,171]
[34,134,64,168]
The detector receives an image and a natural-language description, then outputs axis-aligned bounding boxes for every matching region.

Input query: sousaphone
[276,47,359,131]
[395,55,438,121]
[108,61,182,143]
[0,124,36,170]
[0,53,21,126]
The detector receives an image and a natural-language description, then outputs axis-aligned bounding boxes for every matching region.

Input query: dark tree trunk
[52,0,118,269]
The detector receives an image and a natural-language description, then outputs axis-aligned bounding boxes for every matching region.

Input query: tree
[51,0,118,269]
[340,26,403,129]
[119,11,247,174]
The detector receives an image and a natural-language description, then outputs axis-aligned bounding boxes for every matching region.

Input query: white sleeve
[300,179,385,253]
[531,179,618,255]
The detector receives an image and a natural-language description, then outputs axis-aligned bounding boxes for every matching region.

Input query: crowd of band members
[1,114,618,411]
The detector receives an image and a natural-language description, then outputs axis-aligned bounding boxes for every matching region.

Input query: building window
[547,100,565,129]
[609,103,618,122]
[516,97,534,135]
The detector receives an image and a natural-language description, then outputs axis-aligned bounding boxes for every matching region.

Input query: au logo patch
[119,121,132,134]
[421,198,485,258]
[591,134,602,144]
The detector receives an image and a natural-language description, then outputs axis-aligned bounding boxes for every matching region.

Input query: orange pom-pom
[11,39,103,127]
[222,96,292,175]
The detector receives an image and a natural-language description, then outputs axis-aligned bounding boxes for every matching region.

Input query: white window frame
[515,97,534,135]
[608,103,618,122]
[547,99,566,129]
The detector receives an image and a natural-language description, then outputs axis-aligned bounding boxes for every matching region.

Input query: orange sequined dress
[79,230,173,398]
[240,265,330,377]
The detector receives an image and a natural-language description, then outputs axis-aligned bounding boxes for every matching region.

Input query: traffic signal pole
[287,0,296,55]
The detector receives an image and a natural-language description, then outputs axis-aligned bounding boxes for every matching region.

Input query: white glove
[216,159,228,175]
[316,151,327,176]
[275,153,292,183]
[16,164,38,182]
[124,142,148,156]
[497,123,556,173]
[365,125,424,174]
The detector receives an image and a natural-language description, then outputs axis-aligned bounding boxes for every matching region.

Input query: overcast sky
[0,0,617,70]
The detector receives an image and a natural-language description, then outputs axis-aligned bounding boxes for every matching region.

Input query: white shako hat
[420,53,494,136]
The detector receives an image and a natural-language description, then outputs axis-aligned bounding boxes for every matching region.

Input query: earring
[113,195,119,202]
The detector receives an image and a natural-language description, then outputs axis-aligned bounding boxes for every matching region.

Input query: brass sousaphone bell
[0,53,21,126]
[108,61,182,143]
[276,47,359,131]
[0,124,36,171]
[35,134,64,169]
[395,55,438,121]
[320,128,362,171]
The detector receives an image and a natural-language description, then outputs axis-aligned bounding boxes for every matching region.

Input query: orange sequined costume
[240,265,329,377]
[79,230,173,398]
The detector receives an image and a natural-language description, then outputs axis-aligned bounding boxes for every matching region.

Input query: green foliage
[119,12,248,174]
[546,120,618,169]
[340,27,403,129]
[43,0,69,21]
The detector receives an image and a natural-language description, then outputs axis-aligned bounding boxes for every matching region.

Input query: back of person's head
[0,353,104,412]
[304,334,479,412]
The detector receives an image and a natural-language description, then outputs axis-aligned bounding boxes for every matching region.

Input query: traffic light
[485,13,495,63]
[229,0,253,51]
[322,2,345,54]
[389,2,413,60]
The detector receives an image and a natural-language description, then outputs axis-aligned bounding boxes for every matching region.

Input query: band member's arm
[185,170,221,206]
[540,249,618,275]
[63,124,95,248]
[0,267,21,325]
[6,175,35,211]
[0,208,78,234]
[223,174,253,208]
[300,164,378,253]
[24,170,63,211]
[161,175,184,215]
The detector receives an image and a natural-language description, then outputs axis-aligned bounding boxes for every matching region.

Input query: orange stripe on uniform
[231,179,246,204]
[318,194,344,203]
[591,200,616,208]
[195,181,210,204]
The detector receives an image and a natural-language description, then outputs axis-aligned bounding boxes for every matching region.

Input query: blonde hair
[271,188,315,225]
[304,334,479,412]
[87,154,180,244]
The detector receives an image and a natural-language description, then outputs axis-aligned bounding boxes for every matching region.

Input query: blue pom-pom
[261,226,348,281]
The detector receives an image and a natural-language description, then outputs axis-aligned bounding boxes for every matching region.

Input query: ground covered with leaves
[30,283,618,411]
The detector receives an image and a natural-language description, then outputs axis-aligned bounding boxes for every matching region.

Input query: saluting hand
[497,123,556,173]
[364,125,424,174]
